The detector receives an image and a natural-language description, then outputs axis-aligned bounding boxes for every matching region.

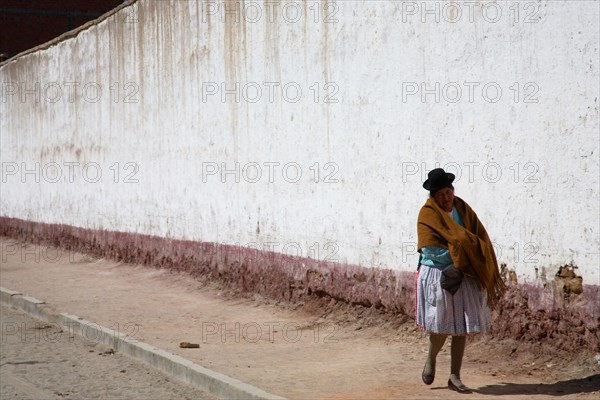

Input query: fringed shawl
[417,195,506,308]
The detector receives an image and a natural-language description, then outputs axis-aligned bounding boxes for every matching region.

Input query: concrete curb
[0,287,287,400]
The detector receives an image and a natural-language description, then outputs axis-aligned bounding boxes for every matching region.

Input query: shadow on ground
[475,374,600,396]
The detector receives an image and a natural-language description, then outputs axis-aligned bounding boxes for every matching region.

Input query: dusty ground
[1,237,599,399]
[0,306,218,400]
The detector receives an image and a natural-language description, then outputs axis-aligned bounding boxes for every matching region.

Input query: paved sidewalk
[1,237,598,399]
[0,306,219,400]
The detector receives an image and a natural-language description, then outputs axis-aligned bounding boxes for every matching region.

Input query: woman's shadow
[475,374,600,396]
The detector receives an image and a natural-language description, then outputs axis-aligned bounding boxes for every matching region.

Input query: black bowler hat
[423,168,455,192]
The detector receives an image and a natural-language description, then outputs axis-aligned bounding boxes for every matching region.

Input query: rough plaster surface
[0,1,598,284]
[2,218,598,352]
[0,217,415,315]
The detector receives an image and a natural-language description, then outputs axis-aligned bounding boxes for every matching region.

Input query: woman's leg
[423,333,447,381]
[449,335,467,387]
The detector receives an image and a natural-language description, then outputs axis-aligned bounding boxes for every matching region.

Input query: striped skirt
[415,264,491,335]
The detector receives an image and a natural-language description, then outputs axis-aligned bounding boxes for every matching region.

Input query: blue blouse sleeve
[420,246,453,267]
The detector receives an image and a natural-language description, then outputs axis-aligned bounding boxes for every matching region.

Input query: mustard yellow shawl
[417,195,506,308]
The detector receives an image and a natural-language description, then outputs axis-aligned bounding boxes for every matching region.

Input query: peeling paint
[0,0,598,285]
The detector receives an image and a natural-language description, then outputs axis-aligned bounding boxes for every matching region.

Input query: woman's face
[433,187,454,212]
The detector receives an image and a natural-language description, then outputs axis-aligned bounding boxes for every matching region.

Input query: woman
[415,168,506,393]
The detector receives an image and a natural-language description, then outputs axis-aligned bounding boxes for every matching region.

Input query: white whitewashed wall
[1,0,598,283]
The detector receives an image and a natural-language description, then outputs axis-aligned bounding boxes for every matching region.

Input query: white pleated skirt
[415,264,491,335]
